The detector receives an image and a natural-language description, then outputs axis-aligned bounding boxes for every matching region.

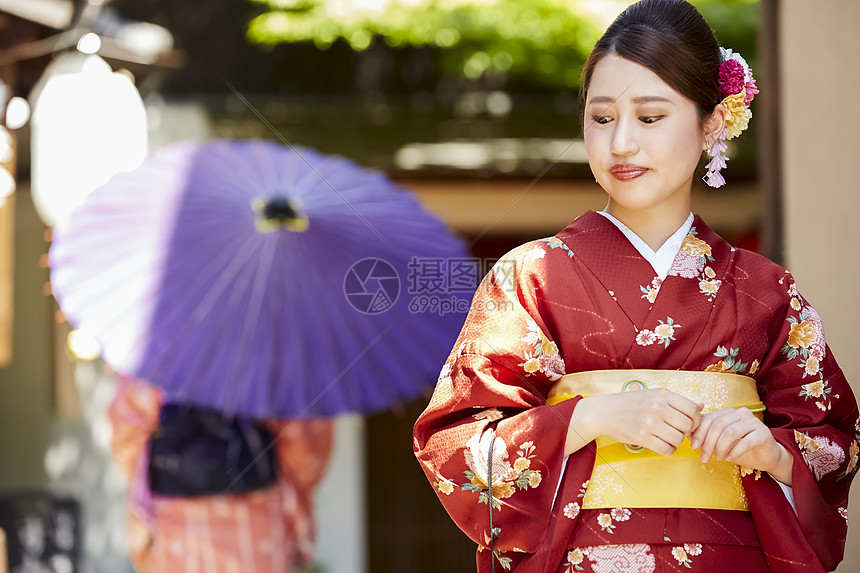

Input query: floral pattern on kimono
[583,544,655,573]
[666,228,722,302]
[414,211,858,573]
[559,542,767,573]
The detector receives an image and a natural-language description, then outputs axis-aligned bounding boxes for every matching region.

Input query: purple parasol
[50,139,473,418]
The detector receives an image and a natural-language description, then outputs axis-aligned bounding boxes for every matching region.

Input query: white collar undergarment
[597,211,695,281]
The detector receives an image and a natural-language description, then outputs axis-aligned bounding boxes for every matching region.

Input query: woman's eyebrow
[587,95,675,105]
[632,96,674,105]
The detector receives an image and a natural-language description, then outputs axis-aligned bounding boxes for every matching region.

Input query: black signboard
[0,493,80,573]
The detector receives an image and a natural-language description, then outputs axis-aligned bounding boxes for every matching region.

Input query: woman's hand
[567,389,703,457]
[690,407,794,485]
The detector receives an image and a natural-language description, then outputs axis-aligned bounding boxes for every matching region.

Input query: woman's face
[583,54,706,219]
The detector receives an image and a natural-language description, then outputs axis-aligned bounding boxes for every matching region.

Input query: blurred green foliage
[246,0,759,90]
[695,0,760,70]
[247,0,601,89]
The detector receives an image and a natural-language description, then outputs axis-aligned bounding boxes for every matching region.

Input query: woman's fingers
[693,408,737,462]
[644,390,702,438]
[611,399,782,473]
[713,422,754,461]
[662,406,699,437]
[694,408,760,462]
[602,389,706,456]
[689,407,719,449]
[635,391,699,455]
[690,402,705,433]
[666,394,704,430]
[647,436,678,457]
[652,424,686,450]
[723,428,767,462]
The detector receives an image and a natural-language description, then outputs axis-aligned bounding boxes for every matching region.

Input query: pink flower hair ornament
[703,47,757,188]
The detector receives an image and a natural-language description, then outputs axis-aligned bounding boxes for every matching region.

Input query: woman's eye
[591,116,611,125]
[640,116,664,124]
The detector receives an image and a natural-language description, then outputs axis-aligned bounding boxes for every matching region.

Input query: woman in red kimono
[413,1,858,571]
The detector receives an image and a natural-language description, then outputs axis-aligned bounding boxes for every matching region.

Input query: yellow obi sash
[548,369,765,512]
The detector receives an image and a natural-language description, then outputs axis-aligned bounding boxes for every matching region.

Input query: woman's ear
[702,104,727,150]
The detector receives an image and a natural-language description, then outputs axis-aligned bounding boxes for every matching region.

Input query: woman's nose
[610,118,639,156]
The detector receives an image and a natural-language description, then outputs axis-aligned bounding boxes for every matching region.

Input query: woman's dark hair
[579,0,722,127]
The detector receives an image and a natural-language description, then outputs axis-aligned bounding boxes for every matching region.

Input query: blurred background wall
[779,2,860,571]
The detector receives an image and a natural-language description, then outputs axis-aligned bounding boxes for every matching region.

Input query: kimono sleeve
[413,241,592,564]
[108,375,163,478]
[263,418,334,565]
[744,273,858,572]
[263,418,334,492]
[106,376,163,570]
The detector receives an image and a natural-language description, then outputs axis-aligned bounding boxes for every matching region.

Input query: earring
[702,128,728,188]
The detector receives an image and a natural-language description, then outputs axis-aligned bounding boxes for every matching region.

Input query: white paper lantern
[30,50,148,227]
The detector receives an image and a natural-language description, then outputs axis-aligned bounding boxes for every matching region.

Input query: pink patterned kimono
[109,376,333,573]
[414,211,858,572]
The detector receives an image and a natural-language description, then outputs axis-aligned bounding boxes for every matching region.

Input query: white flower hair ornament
[703,47,759,188]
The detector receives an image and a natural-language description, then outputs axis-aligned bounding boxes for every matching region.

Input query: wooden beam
[0,192,12,368]
[53,309,81,419]
[0,59,14,367]
[758,0,783,263]
[0,30,186,68]
[0,0,74,30]
[0,30,77,67]
[0,526,7,573]
[400,180,761,237]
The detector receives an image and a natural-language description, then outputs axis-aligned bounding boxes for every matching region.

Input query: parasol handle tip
[253,196,309,233]
[263,197,298,221]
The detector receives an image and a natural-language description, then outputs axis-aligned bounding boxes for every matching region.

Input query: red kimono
[413,211,858,572]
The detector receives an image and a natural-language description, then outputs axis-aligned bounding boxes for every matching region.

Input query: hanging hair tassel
[703,128,729,188]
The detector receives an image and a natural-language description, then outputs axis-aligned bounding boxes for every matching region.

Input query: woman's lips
[610,165,648,181]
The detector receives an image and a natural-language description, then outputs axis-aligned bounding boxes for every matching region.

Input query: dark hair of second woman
[579,0,722,128]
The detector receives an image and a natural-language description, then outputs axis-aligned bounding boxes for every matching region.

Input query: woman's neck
[603,202,692,252]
